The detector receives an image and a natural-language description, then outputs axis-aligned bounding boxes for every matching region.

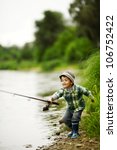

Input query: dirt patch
[36,129,100,150]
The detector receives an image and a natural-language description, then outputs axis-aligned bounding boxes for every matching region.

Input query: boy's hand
[91,99,94,102]
[48,97,59,105]
[48,97,53,104]
[89,94,95,103]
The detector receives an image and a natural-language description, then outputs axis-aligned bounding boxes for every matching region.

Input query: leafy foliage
[80,51,100,138]
[43,27,77,61]
[34,10,65,59]
[69,0,100,44]
[65,37,94,62]
[41,59,61,71]
[81,51,100,89]
[0,43,37,70]
[21,43,35,60]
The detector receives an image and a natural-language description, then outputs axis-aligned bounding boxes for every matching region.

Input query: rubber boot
[71,123,80,139]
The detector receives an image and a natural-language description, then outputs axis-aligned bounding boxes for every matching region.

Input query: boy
[49,71,94,139]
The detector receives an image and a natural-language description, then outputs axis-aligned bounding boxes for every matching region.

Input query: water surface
[0,70,61,150]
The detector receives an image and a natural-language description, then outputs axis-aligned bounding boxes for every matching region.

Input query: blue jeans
[62,108,83,129]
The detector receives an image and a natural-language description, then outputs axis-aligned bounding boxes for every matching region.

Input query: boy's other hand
[91,99,94,102]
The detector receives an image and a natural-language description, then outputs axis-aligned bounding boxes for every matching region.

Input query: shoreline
[37,98,100,150]
[35,127,100,150]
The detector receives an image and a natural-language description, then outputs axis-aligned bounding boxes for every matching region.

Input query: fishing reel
[43,103,50,111]
[43,101,59,111]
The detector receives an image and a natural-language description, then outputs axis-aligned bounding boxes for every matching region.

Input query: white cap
[59,71,75,83]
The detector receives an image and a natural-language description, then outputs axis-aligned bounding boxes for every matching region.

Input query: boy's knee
[65,120,72,128]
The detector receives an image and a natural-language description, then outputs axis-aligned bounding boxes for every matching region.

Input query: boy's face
[60,76,73,89]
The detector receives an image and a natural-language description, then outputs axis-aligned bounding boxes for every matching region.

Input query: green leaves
[79,51,100,138]
[34,10,65,55]
[69,0,100,44]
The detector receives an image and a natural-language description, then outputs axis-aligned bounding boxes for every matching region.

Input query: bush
[65,37,94,63]
[0,60,18,70]
[81,51,100,90]
[79,51,100,138]
[41,59,62,71]
[43,47,59,61]
[43,27,77,61]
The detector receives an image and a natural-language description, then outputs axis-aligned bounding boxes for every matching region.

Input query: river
[0,70,62,150]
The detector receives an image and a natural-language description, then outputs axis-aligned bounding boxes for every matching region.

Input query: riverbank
[35,125,100,150]
[33,104,100,150]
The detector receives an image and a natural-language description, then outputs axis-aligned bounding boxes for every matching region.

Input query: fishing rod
[0,89,59,110]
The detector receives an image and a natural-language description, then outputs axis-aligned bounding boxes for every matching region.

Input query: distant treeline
[0,0,100,70]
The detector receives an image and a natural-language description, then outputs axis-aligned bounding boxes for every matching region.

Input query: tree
[43,26,77,61]
[34,10,65,60]
[69,0,100,45]
[21,43,34,60]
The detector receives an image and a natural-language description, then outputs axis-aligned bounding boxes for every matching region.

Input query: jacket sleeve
[51,89,64,100]
[79,86,94,99]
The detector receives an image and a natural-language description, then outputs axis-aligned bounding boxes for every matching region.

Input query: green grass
[79,51,100,138]
[0,60,40,71]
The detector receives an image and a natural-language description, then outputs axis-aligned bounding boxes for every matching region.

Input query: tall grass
[79,51,100,138]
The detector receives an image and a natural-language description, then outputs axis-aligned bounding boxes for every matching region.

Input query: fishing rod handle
[43,101,58,111]
[51,101,59,105]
